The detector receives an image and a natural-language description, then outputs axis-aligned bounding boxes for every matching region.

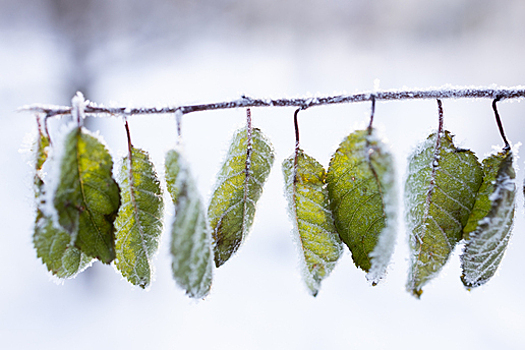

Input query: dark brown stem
[124,118,133,157]
[294,108,301,152]
[368,95,376,134]
[292,108,302,184]
[437,99,444,136]
[492,96,511,151]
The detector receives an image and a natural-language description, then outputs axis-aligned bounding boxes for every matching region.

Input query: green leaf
[405,131,482,297]
[114,147,164,288]
[460,150,515,289]
[282,149,343,296]
[166,149,213,298]
[326,129,397,284]
[33,127,91,278]
[34,216,93,278]
[208,127,275,267]
[53,127,121,264]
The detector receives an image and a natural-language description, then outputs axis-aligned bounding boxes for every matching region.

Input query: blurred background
[1,0,525,349]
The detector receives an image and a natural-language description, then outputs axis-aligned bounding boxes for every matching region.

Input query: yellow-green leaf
[282,149,343,296]
[53,127,120,264]
[115,147,164,288]
[461,150,515,289]
[326,129,397,284]
[405,131,482,298]
[166,149,213,298]
[208,127,274,267]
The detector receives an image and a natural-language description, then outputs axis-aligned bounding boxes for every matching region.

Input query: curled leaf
[461,150,515,289]
[33,126,91,278]
[208,127,275,267]
[326,129,396,284]
[115,147,164,288]
[283,149,343,296]
[53,127,121,264]
[405,131,482,297]
[166,149,213,298]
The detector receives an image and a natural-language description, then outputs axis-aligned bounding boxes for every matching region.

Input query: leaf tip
[411,288,423,299]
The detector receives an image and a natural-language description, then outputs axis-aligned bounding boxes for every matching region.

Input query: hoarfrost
[366,131,397,285]
[167,149,213,299]
[461,151,516,289]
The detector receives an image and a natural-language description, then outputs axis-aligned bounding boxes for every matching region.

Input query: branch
[19,85,525,117]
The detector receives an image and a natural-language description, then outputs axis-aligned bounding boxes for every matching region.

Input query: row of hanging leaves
[32,93,516,298]
[32,94,276,298]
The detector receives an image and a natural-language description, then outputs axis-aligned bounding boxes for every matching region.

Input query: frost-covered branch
[20,85,525,117]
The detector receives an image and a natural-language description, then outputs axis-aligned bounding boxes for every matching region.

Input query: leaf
[460,150,515,289]
[166,149,213,298]
[33,126,92,278]
[208,127,275,267]
[114,147,164,288]
[326,129,397,284]
[53,127,121,264]
[282,148,343,296]
[405,131,483,297]
[34,217,93,278]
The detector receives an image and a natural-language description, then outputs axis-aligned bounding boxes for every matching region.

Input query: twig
[19,85,525,117]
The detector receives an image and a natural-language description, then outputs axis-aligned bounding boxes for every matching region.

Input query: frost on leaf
[53,127,121,264]
[460,150,515,289]
[115,147,164,288]
[326,129,397,284]
[282,149,343,296]
[33,126,91,278]
[166,149,213,298]
[208,127,275,267]
[405,131,482,298]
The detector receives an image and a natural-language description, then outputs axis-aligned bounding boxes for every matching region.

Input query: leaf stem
[293,108,302,185]
[367,95,376,134]
[437,99,444,136]
[43,114,52,147]
[492,96,511,151]
[294,108,301,152]
[124,118,133,157]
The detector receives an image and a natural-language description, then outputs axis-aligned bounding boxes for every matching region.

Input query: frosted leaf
[33,123,92,278]
[405,131,482,298]
[166,149,213,298]
[461,150,516,289]
[208,127,275,267]
[114,147,164,288]
[326,129,397,285]
[52,127,121,263]
[282,149,343,296]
